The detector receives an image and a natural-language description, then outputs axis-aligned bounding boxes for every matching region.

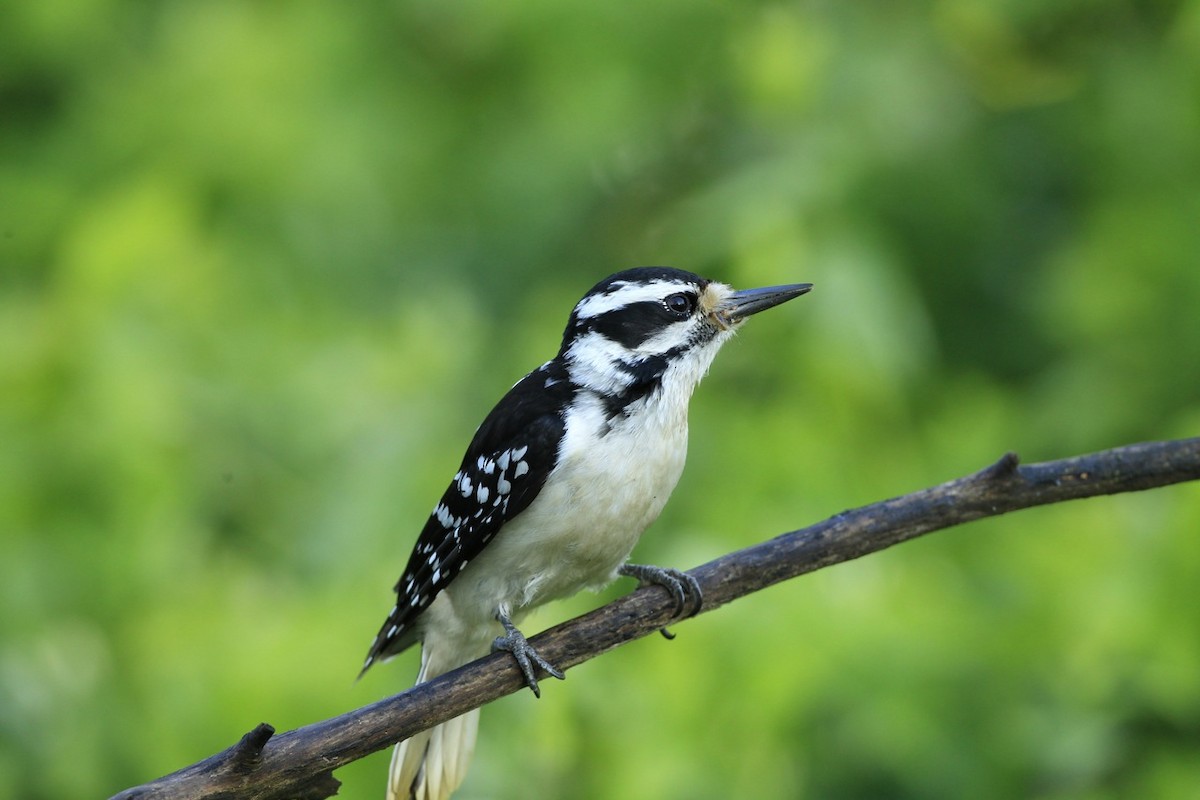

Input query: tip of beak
[778,283,814,299]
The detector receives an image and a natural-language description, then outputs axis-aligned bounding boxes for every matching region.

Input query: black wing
[361,361,572,673]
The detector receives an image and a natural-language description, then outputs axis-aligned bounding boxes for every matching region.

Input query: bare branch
[109,437,1200,800]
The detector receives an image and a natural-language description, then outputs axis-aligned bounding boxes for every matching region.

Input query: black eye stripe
[587,299,696,349]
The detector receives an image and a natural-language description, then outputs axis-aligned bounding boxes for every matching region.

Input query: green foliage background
[3,2,1199,798]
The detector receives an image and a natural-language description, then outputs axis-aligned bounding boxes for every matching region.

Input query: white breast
[439,393,686,633]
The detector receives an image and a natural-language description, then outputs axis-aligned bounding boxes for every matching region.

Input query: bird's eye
[664,293,695,316]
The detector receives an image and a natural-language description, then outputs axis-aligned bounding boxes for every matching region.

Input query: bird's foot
[619,562,704,620]
[492,612,564,698]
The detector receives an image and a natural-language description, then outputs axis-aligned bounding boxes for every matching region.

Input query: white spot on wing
[435,503,456,529]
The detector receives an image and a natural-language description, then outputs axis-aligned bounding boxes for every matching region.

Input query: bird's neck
[559,332,730,431]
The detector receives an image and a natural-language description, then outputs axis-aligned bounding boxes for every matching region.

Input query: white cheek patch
[636,319,696,355]
[566,331,641,394]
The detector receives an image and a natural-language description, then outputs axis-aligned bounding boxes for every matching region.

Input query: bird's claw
[619,563,703,619]
[492,613,564,698]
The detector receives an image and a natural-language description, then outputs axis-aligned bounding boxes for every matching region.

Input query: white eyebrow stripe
[573,281,691,319]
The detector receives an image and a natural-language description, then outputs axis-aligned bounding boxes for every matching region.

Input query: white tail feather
[386,648,482,800]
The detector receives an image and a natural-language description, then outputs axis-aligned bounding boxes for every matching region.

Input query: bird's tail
[387,647,482,800]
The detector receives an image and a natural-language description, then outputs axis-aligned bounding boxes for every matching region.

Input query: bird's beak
[715,282,812,328]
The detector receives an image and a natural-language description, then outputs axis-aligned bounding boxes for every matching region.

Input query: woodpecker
[362,267,810,800]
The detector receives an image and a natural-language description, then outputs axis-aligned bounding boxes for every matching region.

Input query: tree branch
[110,437,1200,800]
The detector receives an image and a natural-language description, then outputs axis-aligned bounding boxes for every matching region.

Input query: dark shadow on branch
[109,437,1200,800]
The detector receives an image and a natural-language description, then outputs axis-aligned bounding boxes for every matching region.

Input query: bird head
[559,267,811,400]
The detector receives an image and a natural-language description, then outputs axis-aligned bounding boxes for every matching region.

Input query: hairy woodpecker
[362,267,810,800]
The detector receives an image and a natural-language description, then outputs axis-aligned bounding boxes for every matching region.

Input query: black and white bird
[362,267,810,800]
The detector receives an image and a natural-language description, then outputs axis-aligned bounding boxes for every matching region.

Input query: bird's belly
[445,423,687,628]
